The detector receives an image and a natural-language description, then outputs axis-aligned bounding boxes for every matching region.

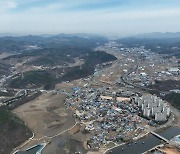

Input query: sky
[0,0,180,36]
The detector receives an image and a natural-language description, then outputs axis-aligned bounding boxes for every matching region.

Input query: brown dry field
[160,147,180,154]
[13,91,75,140]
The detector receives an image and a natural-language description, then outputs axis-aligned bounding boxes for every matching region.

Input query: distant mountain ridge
[0,34,107,53]
[0,33,106,39]
[134,32,180,39]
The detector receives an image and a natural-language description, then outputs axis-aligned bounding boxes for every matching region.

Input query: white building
[135,94,170,122]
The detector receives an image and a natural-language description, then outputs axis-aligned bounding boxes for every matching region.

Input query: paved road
[120,60,154,92]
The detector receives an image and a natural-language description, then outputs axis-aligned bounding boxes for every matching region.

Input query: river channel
[15,127,180,154]
[108,126,180,154]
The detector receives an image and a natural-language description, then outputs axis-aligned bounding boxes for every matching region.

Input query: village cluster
[64,81,171,149]
[62,42,180,150]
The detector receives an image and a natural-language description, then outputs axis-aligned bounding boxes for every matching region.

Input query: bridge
[150,131,169,143]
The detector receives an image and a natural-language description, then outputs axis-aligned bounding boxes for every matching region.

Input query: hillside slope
[0,110,32,154]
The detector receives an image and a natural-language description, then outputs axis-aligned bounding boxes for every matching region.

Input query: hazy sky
[0,0,180,36]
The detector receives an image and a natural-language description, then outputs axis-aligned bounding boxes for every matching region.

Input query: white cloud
[0,1,180,35]
[0,1,17,12]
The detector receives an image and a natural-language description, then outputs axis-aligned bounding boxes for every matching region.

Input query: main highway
[120,59,154,92]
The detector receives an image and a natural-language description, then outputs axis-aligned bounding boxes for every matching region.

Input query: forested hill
[0,34,107,53]
[0,110,32,154]
[0,34,117,90]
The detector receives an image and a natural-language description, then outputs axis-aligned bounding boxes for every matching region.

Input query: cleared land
[13,91,75,150]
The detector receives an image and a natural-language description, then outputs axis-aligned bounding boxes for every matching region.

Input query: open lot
[13,91,75,148]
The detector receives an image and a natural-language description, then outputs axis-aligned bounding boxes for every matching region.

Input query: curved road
[120,60,154,92]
